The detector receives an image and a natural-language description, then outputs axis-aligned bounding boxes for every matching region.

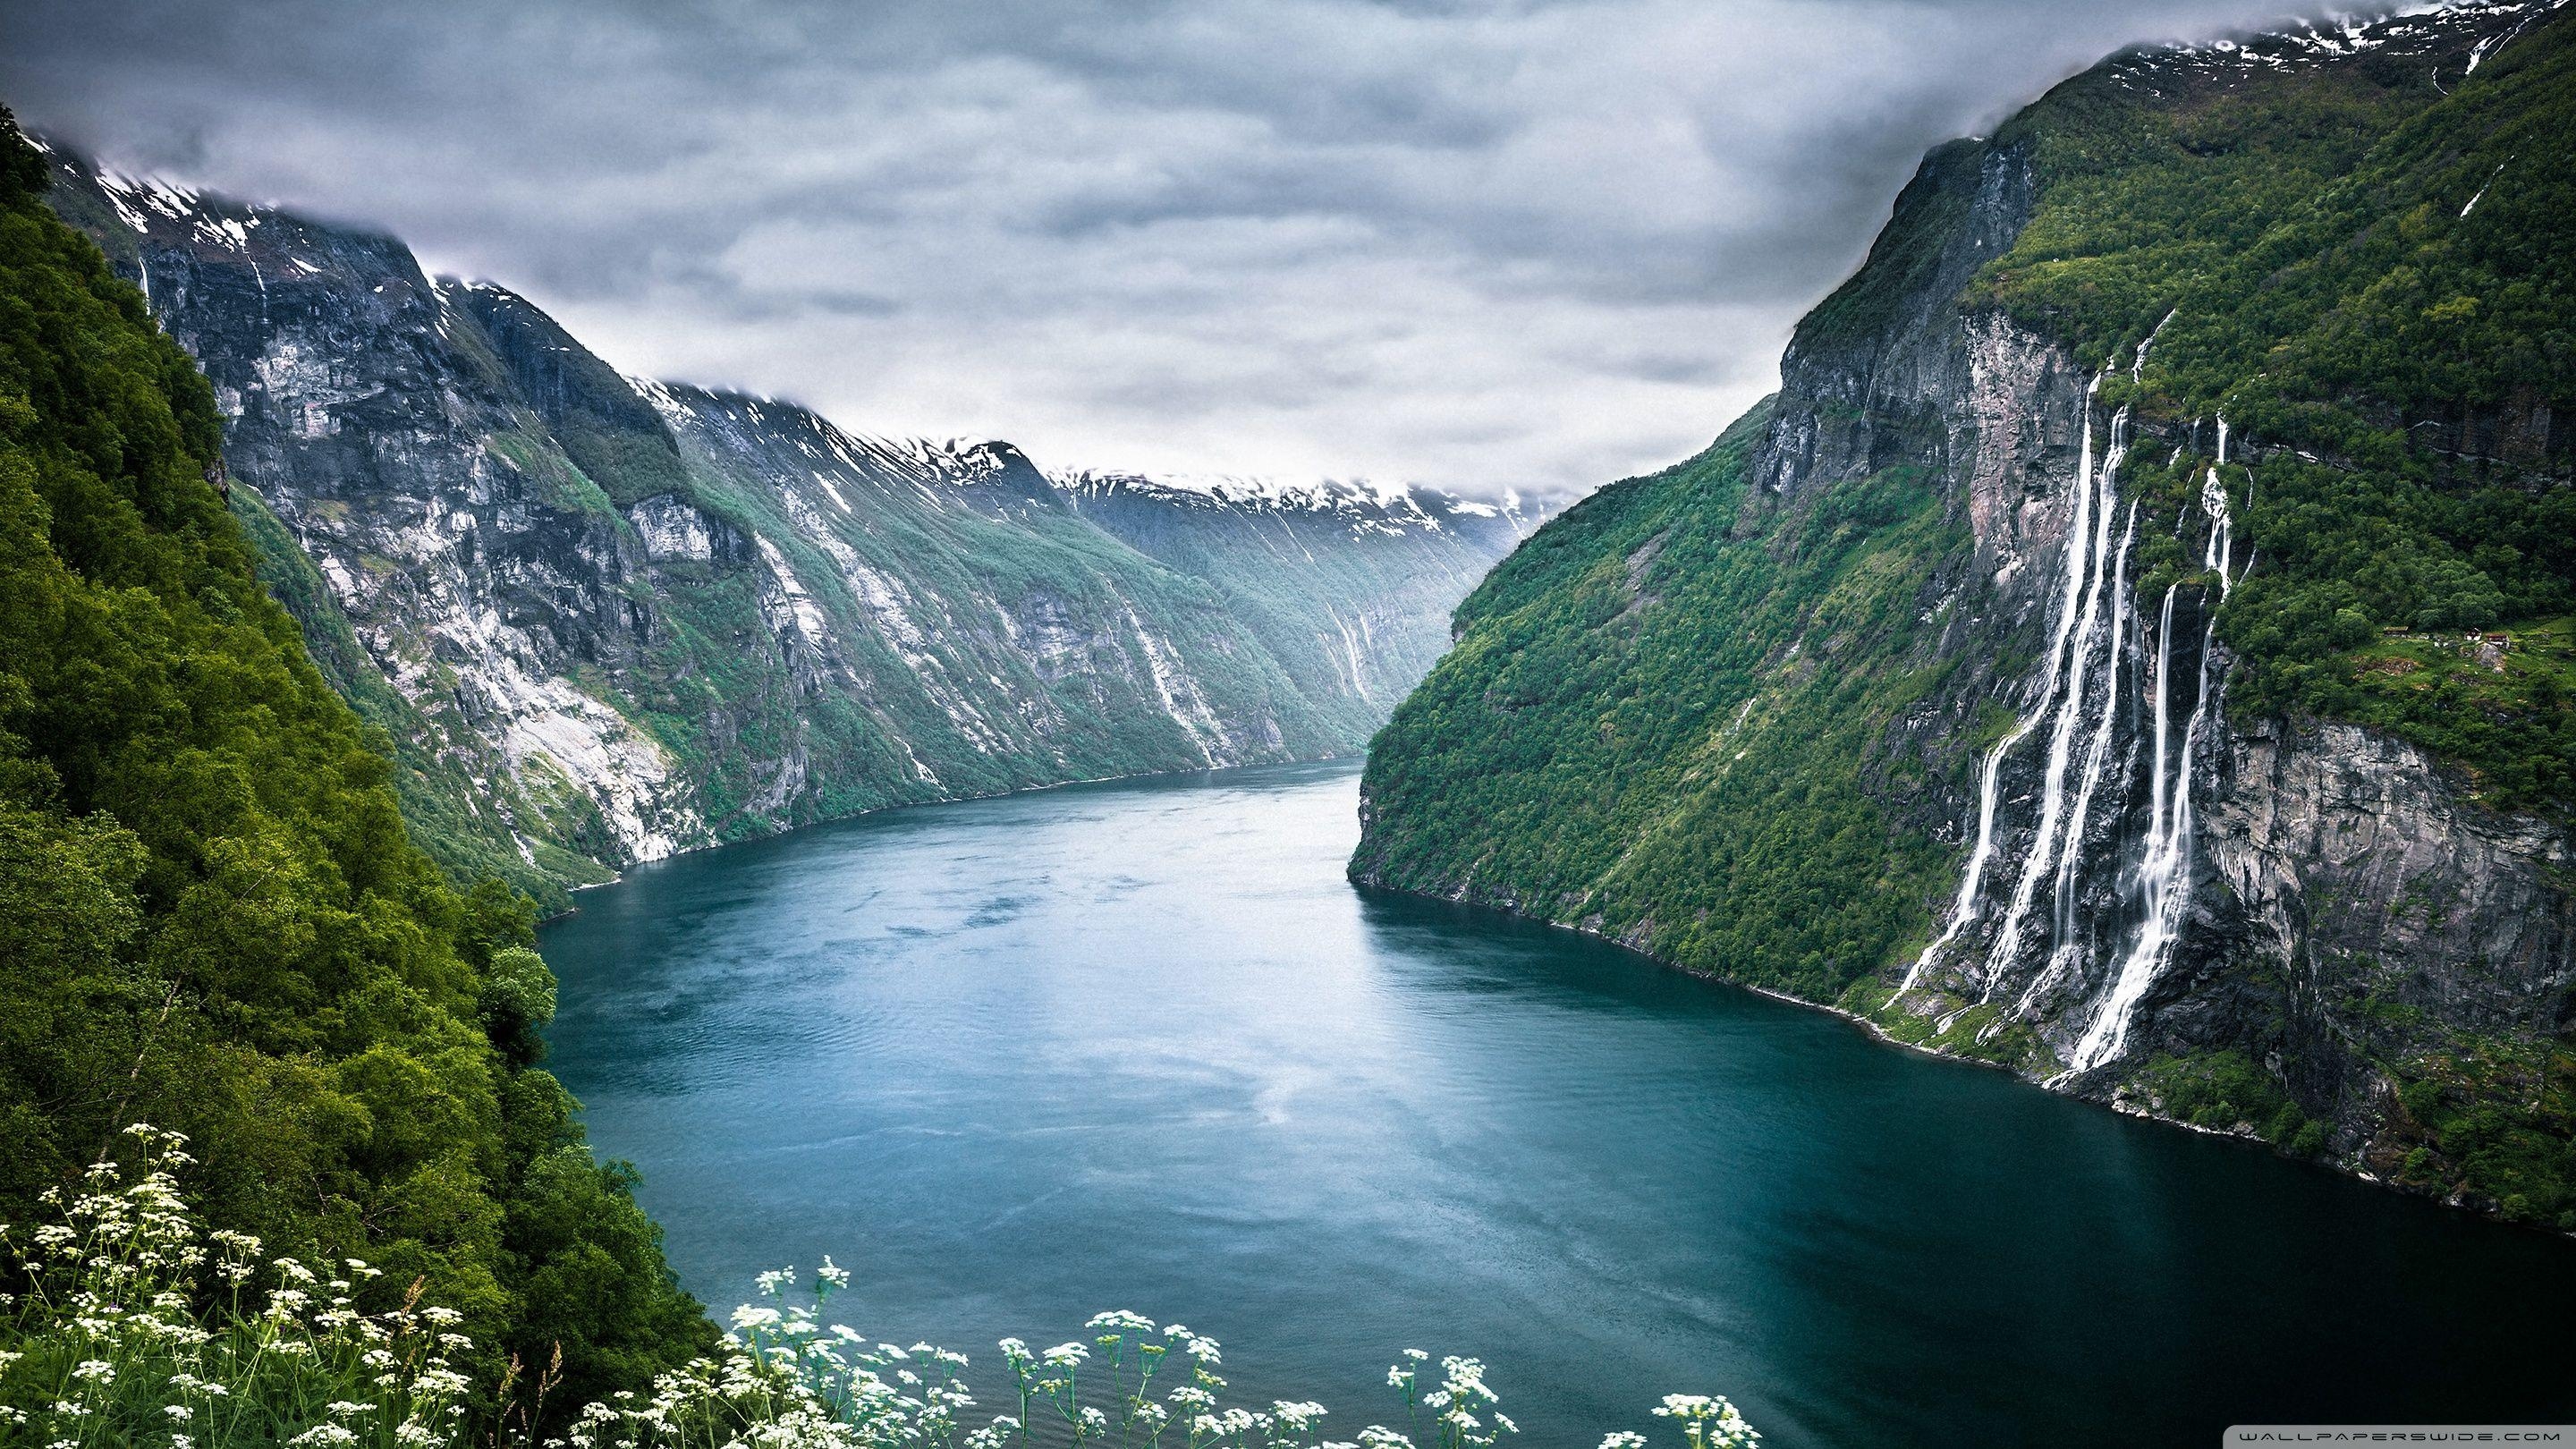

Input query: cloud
[2,0,2330,498]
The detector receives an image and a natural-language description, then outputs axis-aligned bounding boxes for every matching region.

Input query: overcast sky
[7,0,2336,498]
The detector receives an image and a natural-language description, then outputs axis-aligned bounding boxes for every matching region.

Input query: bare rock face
[2200,724,2575,1155]
[42,150,1530,906]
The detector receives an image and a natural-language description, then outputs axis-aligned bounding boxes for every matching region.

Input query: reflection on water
[543,760,2576,1446]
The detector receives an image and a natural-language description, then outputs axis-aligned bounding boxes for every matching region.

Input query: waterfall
[2071,436,2235,1072]
[2201,472,2233,589]
[2132,309,2176,382]
[2199,433,2235,593]
[1902,381,2252,1048]
[1897,377,2104,1000]
[1984,403,2129,985]
[2004,501,2137,1027]
[2055,501,2135,940]
[1896,725,2022,996]
[2070,592,2212,1071]
[1324,605,1374,703]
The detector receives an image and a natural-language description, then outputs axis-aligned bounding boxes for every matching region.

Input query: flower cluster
[1368,1350,1520,1449]
[0,1126,475,1449]
[1646,1394,1761,1449]
[0,1127,1760,1449]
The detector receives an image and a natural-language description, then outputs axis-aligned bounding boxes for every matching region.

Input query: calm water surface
[543,760,2576,1447]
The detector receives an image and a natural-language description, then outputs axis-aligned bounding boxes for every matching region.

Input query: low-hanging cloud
[3,0,2333,498]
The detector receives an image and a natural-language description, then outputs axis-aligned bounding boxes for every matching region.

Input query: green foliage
[1981,12,2576,811]
[0,110,710,1412]
[2387,1037,2576,1229]
[479,946,559,1067]
[2134,1051,2309,1145]
[2301,614,2576,806]
[1356,402,1959,1000]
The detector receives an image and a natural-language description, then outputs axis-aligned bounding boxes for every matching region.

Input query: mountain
[1055,469,1538,717]
[38,155,1531,909]
[0,109,711,1411]
[1355,1,2575,1224]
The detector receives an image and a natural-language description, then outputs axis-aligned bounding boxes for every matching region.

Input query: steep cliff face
[1357,1,2575,1224]
[41,156,1528,908]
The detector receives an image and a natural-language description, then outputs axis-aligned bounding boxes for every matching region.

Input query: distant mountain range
[40,148,1534,906]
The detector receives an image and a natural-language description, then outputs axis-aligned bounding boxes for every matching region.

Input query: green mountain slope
[1356,2,2574,1223]
[1352,402,1962,998]
[0,111,711,1407]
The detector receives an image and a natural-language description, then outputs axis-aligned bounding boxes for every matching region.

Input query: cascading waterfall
[2054,502,2135,942]
[1900,376,2253,1065]
[1983,403,2131,987]
[2070,422,2238,1072]
[1894,726,2021,996]
[1896,377,2106,999]
[2202,421,2236,589]
[2004,499,2136,1027]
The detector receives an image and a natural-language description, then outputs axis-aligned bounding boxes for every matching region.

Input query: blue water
[542,759,2576,1446]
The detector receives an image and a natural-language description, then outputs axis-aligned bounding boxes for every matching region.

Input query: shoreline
[1347,869,2574,1239]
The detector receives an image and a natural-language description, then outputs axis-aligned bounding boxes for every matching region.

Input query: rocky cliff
[39,154,1530,907]
[1356,1,2575,1224]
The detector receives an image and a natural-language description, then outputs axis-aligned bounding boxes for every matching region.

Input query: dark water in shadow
[542,759,2576,1447]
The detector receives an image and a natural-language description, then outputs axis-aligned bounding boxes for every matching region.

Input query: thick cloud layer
[6,0,2327,496]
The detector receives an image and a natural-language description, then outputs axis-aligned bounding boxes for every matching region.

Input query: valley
[4,1,2572,1442]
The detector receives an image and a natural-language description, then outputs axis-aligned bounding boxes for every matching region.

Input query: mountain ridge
[38,146,1530,908]
[1356,0,2576,1224]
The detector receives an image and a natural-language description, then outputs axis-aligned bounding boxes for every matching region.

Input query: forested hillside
[1357,2,2575,1224]
[0,109,712,1409]
[1352,399,1960,1000]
